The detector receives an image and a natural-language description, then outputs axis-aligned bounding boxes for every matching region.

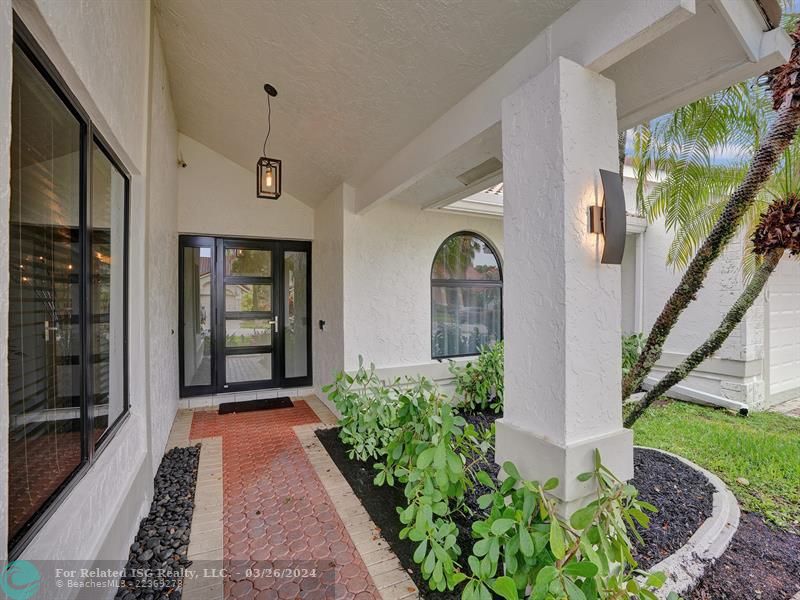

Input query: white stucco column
[497,57,632,510]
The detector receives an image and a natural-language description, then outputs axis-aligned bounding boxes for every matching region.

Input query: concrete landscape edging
[638,446,741,599]
[291,418,740,600]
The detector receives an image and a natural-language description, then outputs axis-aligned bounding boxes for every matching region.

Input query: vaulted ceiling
[154,0,578,206]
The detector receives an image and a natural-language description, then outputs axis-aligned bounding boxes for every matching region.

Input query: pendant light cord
[262,93,272,158]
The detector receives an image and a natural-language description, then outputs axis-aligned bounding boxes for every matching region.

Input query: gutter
[641,376,749,416]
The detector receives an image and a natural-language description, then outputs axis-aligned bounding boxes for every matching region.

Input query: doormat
[218,397,293,415]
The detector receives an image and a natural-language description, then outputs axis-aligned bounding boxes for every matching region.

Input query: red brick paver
[190,401,380,599]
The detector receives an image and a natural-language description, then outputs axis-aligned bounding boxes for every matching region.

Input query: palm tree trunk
[618,130,627,179]
[622,101,800,400]
[624,248,784,427]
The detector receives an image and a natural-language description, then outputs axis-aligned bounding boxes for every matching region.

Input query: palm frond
[630,80,786,269]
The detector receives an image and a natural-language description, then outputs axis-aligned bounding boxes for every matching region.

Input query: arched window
[431,232,502,359]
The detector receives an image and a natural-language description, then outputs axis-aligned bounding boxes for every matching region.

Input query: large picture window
[8,21,130,555]
[431,232,502,359]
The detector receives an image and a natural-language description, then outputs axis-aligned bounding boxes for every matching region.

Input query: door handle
[269,316,278,332]
[44,319,58,342]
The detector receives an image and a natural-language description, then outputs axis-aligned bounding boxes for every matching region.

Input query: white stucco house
[617,170,800,411]
[457,168,800,412]
[0,0,791,582]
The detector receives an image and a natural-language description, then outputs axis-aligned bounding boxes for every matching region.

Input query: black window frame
[430,230,503,360]
[8,14,131,558]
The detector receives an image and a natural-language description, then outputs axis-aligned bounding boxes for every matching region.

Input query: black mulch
[690,512,800,600]
[630,448,714,569]
[116,444,201,600]
[317,411,722,599]
[316,408,502,599]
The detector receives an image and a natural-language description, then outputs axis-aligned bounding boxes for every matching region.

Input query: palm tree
[621,25,800,402]
[624,195,798,427]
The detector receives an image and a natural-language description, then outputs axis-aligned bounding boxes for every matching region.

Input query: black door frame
[216,237,279,393]
[178,236,217,397]
[278,239,314,389]
[178,236,312,397]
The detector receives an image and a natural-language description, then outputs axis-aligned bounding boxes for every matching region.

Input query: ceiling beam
[352,0,696,213]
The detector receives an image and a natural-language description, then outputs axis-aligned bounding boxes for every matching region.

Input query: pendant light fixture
[257,83,282,199]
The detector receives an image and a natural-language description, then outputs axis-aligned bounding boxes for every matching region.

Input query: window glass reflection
[91,143,127,444]
[284,251,308,378]
[8,43,84,544]
[182,246,212,387]
[225,248,271,277]
[431,233,502,359]
[431,234,500,280]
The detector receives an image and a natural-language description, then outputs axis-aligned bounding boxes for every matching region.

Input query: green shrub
[622,334,645,379]
[325,360,675,600]
[323,358,401,461]
[461,454,674,600]
[325,361,489,591]
[450,341,504,413]
[393,401,479,592]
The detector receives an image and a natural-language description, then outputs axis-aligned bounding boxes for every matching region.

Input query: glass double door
[179,236,311,396]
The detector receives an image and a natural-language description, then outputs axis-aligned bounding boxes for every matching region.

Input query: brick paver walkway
[189,400,379,599]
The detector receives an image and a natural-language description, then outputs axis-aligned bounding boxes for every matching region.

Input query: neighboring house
[0,0,788,578]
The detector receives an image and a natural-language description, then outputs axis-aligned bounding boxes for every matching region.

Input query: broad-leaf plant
[325,359,677,599]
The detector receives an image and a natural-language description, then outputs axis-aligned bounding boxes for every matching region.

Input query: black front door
[217,238,278,392]
[179,236,311,397]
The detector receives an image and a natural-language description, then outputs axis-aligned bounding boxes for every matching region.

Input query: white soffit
[153,0,579,207]
[608,0,792,129]
[358,0,790,213]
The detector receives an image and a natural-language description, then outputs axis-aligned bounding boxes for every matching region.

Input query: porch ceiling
[154,0,579,207]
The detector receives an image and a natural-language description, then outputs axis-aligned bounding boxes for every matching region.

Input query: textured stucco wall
[7,0,154,567]
[501,57,622,444]
[0,0,12,562]
[497,57,631,503]
[312,185,346,400]
[639,219,754,358]
[146,26,179,474]
[636,215,766,405]
[177,134,313,240]
[341,200,503,373]
[31,0,149,169]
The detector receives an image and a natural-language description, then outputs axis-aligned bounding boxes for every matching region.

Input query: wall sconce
[257,83,282,200]
[588,169,626,264]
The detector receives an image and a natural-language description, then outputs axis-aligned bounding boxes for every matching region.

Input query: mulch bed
[317,410,718,598]
[630,448,714,569]
[316,408,502,599]
[116,444,201,600]
[317,427,465,600]
[689,511,800,600]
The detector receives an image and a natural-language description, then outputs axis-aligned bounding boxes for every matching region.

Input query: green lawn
[632,400,800,532]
